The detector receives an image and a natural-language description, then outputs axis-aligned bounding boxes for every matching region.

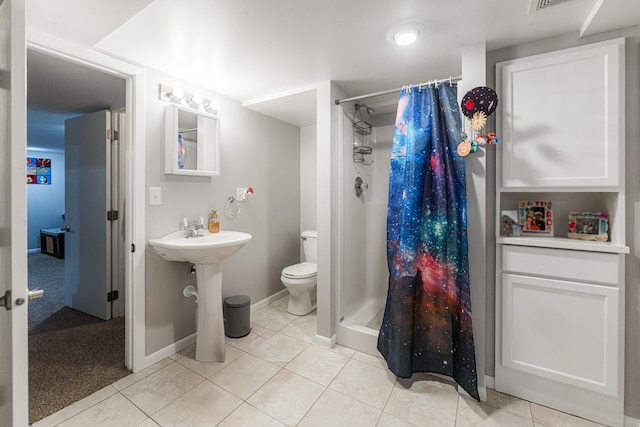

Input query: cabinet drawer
[502,245,621,285]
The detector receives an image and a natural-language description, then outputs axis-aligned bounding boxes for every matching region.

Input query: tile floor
[32,296,607,427]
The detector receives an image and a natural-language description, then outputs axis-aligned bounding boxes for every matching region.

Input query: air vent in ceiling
[534,0,572,10]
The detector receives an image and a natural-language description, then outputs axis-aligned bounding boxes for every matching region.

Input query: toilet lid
[282,262,317,279]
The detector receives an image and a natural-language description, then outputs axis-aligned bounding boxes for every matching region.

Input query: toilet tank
[301,230,318,263]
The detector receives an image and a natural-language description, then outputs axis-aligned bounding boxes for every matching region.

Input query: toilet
[281,230,317,315]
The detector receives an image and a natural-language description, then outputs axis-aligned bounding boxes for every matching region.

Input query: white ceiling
[25,0,638,128]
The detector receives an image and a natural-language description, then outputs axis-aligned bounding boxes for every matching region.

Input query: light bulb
[171,87,185,99]
[394,29,419,46]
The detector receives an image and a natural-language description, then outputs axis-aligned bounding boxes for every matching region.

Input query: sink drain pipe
[183,285,199,302]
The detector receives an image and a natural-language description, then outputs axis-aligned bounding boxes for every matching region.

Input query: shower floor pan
[338,297,385,356]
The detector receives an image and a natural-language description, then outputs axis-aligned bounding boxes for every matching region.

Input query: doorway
[26,49,129,423]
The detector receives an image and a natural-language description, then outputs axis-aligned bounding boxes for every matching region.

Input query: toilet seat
[282,262,317,279]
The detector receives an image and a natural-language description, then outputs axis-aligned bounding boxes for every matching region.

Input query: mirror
[165,104,220,176]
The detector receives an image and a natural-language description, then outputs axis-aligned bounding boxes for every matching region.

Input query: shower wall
[340,110,394,330]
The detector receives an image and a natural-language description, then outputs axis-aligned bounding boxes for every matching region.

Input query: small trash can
[223,295,251,338]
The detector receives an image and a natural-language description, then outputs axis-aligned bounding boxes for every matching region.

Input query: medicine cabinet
[165,104,220,176]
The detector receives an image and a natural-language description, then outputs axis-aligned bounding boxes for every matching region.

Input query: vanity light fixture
[394,28,419,46]
[159,84,219,114]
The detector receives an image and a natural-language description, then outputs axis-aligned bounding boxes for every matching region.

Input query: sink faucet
[184,219,205,238]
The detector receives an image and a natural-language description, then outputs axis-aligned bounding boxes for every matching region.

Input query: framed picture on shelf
[500,210,520,236]
[518,200,553,236]
[568,212,609,242]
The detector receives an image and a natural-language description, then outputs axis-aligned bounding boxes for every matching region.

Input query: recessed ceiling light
[394,28,419,46]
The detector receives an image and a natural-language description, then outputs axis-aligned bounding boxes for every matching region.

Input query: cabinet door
[501,273,619,396]
[497,39,624,189]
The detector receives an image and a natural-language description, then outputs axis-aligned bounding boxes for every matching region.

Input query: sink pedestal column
[194,262,226,362]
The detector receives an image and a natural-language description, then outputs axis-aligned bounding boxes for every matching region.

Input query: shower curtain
[377,83,479,400]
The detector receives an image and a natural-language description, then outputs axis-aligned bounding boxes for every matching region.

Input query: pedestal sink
[149,230,252,362]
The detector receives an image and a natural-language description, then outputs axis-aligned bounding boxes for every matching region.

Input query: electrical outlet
[236,188,247,201]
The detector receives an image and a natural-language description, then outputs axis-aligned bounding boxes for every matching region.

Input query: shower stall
[336,99,396,355]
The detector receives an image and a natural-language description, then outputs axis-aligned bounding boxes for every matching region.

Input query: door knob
[27,289,44,301]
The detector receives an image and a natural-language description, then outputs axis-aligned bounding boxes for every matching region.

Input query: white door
[0,0,29,425]
[64,110,113,320]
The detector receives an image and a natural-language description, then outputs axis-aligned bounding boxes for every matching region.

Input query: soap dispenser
[208,210,220,233]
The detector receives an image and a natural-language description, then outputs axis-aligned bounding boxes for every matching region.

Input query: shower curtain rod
[334,75,462,105]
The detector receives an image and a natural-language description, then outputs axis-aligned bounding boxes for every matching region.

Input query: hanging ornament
[457,131,471,157]
[460,86,499,119]
[457,140,471,157]
[470,111,487,132]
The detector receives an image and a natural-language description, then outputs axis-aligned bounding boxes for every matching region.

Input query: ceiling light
[394,29,419,46]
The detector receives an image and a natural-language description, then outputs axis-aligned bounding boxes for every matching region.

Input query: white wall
[487,27,640,419]
[26,149,65,250]
[300,125,317,236]
[144,70,301,355]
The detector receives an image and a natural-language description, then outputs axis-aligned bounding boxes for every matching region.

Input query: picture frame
[500,210,520,236]
[518,200,553,236]
[568,212,608,242]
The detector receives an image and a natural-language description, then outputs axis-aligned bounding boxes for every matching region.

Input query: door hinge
[0,290,11,311]
[107,129,119,141]
[107,290,119,302]
[107,210,119,221]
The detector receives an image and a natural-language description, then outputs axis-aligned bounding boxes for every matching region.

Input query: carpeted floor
[28,252,130,424]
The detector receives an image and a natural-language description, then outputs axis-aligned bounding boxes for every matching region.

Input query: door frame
[26,37,147,372]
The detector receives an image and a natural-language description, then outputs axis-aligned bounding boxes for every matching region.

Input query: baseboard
[144,333,196,367]
[485,375,495,389]
[625,416,640,427]
[250,289,288,313]
[314,333,336,349]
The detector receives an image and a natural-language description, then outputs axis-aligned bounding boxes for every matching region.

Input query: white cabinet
[494,38,627,427]
[498,40,624,189]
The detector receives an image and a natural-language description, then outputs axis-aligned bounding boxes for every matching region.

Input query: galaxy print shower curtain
[377,83,479,400]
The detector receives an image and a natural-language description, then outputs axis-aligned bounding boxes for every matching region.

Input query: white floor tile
[352,350,389,369]
[383,373,458,427]
[279,316,317,343]
[252,307,299,331]
[329,358,395,410]
[285,344,350,386]
[484,388,533,420]
[299,388,381,427]
[120,362,204,415]
[456,395,534,427]
[210,353,281,399]
[226,324,276,353]
[218,402,286,427]
[151,381,242,426]
[57,393,147,427]
[174,343,245,378]
[530,403,608,427]
[377,412,418,426]
[268,295,290,312]
[111,358,173,391]
[136,418,160,426]
[250,332,309,366]
[247,369,325,426]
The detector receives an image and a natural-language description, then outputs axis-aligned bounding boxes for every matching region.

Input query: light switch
[149,187,162,205]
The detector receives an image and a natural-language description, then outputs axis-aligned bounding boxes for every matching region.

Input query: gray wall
[486,26,640,418]
[144,70,301,355]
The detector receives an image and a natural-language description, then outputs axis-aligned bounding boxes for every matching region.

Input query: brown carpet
[28,252,130,423]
